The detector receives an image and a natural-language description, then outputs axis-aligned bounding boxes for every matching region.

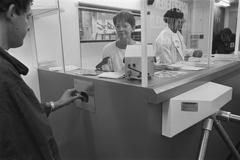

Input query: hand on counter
[184,50,202,61]
[96,57,110,70]
[193,50,203,58]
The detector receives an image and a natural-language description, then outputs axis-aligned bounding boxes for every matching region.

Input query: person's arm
[9,82,82,117]
[180,34,202,59]
[41,88,83,116]
[96,45,113,71]
[95,57,110,70]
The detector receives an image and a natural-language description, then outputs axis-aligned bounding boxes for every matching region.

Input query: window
[78,3,141,42]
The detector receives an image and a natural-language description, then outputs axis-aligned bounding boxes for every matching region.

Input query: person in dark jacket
[0,0,82,159]
[212,28,236,54]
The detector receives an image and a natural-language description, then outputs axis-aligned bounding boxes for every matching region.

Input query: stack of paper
[169,63,204,71]
[74,69,99,76]
[97,72,124,79]
[49,65,80,72]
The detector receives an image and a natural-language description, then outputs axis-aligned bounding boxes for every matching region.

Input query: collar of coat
[0,47,29,75]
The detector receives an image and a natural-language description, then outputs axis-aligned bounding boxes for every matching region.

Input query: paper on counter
[154,70,187,78]
[211,54,240,61]
[49,66,62,71]
[180,65,204,70]
[74,69,99,76]
[49,65,80,72]
[97,72,124,79]
[169,63,204,71]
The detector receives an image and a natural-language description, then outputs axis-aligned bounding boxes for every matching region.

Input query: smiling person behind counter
[155,8,202,65]
[96,11,138,73]
[0,0,83,159]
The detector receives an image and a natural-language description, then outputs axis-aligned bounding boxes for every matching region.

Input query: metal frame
[197,110,240,160]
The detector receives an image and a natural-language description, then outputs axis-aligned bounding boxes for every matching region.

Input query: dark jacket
[0,48,61,160]
[212,34,236,54]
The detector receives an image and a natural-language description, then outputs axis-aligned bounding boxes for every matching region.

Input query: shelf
[32,6,59,16]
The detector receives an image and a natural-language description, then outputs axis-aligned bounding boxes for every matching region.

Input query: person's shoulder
[158,27,171,37]
[156,27,172,44]
[0,56,17,73]
[0,56,21,86]
[102,41,117,57]
[162,27,172,35]
[0,57,12,74]
[103,41,116,50]
[135,41,141,45]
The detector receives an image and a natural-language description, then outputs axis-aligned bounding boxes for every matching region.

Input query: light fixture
[215,0,230,7]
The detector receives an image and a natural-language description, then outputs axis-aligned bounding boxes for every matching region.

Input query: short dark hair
[163,8,183,23]
[113,11,135,28]
[221,28,232,36]
[0,0,32,15]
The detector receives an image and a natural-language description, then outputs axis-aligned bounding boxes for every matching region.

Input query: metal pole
[141,0,148,87]
[217,110,240,123]
[229,114,240,123]
[197,118,213,160]
[212,115,240,160]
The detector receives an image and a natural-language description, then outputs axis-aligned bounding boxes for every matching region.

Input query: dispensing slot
[73,79,95,112]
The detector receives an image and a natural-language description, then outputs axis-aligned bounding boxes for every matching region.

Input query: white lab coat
[101,41,126,72]
[155,26,194,64]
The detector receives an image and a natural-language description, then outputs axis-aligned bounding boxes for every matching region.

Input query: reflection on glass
[148,0,212,66]
[78,9,141,42]
[95,11,139,73]
[212,0,238,54]
[78,6,141,70]
[79,10,116,41]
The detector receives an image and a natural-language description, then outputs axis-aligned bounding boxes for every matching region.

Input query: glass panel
[59,0,82,73]
[79,10,117,42]
[145,0,212,85]
[33,0,82,73]
[212,0,238,54]
[78,5,141,70]
[33,7,65,72]
[33,0,57,7]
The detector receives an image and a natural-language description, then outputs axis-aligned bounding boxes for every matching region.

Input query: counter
[38,60,240,160]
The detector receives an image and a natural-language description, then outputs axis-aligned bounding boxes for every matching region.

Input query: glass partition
[32,0,65,72]
[33,0,83,73]
[147,0,213,55]
[144,0,213,86]
[78,3,141,70]
[212,0,239,55]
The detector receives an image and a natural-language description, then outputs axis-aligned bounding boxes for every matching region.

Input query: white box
[162,82,232,137]
[125,45,155,79]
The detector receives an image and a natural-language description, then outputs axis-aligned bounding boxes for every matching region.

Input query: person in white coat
[155,8,202,64]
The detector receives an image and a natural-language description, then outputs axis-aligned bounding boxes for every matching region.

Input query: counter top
[39,60,240,104]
